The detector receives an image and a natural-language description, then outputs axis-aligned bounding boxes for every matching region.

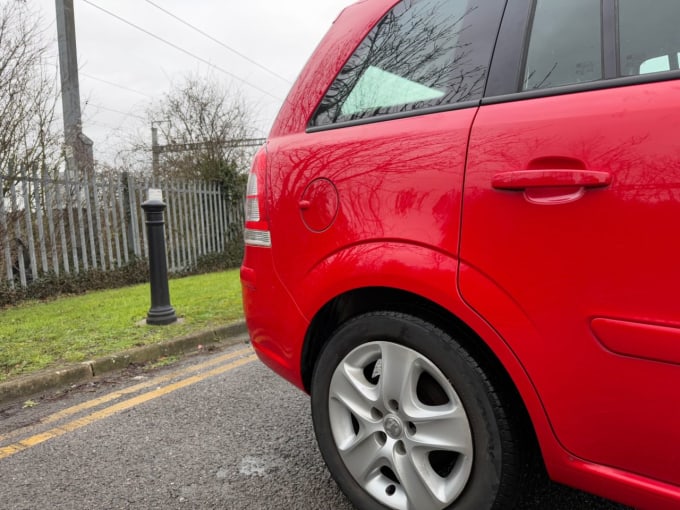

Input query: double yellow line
[0,347,256,460]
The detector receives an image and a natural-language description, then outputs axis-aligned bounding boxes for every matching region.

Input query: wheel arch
[286,240,563,476]
[302,287,485,390]
[301,286,541,460]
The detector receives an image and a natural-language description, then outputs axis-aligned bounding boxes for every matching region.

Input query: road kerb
[0,320,248,407]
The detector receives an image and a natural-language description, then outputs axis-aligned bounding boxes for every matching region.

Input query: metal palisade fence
[0,165,244,288]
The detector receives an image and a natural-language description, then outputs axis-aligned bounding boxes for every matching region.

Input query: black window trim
[482,71,680,106]
[602,0,618,79]
[484,0,531,97]
[306,100,480,133]
[483,0,680,106]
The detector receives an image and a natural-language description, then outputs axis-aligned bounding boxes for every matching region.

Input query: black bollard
[141,192,177,325]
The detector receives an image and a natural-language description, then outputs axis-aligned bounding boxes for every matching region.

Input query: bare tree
[144,73,256,197]
[0,0,61,186]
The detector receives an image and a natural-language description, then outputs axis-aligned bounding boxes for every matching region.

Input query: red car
[240,1,680,508]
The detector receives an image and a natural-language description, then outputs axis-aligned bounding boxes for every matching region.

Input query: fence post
[32,166,49,274]
[42,171,58,275]
[21,166,39,281]
[82,171,97,269]
[55,175,71,274]
[0,175,14,287]
[108,176,122,268]
[10,179,27,287]
[64,171,78,272]
[121,171,136,259]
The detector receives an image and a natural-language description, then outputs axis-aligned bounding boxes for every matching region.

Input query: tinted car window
[310,0,500,127]
[619,1,680,76]
[523,0,602,90]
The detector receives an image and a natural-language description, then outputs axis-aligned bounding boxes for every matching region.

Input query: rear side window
[520,1,680,93]
[310,0,503,128]
[619,1,680,76]
[522,0,602,91]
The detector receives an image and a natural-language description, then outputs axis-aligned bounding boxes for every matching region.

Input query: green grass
[0,269,243,382]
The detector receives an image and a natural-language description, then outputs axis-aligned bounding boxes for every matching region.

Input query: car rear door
[460,0,680,486]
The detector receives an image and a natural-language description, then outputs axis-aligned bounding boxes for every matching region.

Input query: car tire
[311,311,526,510]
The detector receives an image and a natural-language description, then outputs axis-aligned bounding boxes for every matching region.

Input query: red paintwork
[240,1,680,508]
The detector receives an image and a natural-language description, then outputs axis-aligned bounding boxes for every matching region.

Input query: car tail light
[244,147,271,247]
[245,175,260,221]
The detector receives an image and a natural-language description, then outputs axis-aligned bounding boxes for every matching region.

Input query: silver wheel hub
[384,415,403,439]
[328,341,474,510]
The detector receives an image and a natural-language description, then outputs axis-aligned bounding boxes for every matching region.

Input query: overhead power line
[47,61,152,99]
[86,102,146,121]
[47,53,150,100]
[85,119,123,131]
[81,72,154,99]
[143,0,292,85]
[80,0,284,102]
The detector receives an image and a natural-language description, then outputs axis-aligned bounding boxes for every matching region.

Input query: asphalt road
[0,339,631,510]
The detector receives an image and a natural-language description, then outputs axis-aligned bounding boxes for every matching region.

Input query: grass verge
[0,269,243,382]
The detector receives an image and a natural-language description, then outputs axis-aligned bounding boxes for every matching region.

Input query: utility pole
[55,0,94,178]
[151,125,160,175]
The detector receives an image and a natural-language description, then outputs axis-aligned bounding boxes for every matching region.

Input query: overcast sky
[31,0,356,165]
